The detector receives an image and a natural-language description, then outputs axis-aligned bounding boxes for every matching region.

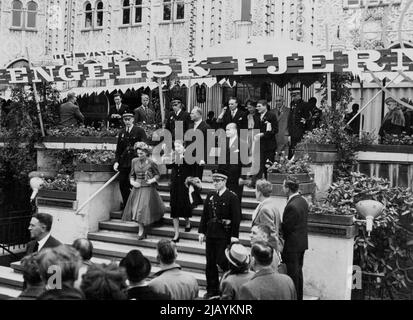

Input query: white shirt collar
[194,119,202,128]
[288,192,300,202]
[176,109,181,116]
[218,187,227,197]
[229,136,237,147]
[260,111,267,119]
[38,233,51,251]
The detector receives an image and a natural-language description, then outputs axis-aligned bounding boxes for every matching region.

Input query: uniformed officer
[198,169,241,299]
[113,113,147,208]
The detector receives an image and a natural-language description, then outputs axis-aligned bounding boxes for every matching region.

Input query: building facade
[1,0,413,132]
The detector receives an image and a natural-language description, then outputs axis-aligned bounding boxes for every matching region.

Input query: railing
[0,212,32,258]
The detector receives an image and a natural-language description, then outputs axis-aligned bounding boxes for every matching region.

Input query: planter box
[268,173,314,184]
[43,136,117,144]
[77,164,114,172]
[308,213,354,226]
[357,144,413,154]
[38,189,77,200]
[295,143,338,163]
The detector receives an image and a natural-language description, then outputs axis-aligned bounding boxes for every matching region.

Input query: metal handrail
[74,172,119,215]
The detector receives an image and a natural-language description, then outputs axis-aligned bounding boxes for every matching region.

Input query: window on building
[240,0,251,21]
[122,0,131,24]
[96,1,104,27]
[163,0,184,21]
[85,2,93,28]
[11,0,23,28]
[26,1,38,28]
[135,0,142,23]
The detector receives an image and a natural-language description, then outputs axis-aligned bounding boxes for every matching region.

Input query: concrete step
[90,240,206,271]
[0,266,23,289]
[111,205,254,221]
[0,285,21,299]
[159,191,259,209]
[98,220,251,246]
[158,181,257,198]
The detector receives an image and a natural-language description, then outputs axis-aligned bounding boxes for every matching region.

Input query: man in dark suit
[239,241,296,300]
[198,169,241,298]
[253,99,278,182]
[217,97,248,132]
[165,97,191,140]
[108,93,131,128]
[26,213,61,255]
[217,123,244,204]
[287,88,308,159]
[134,94,156,124]
[187,106,210,180]
[113,113,147,208]
[59,92,84,126]
[281,176,309,300]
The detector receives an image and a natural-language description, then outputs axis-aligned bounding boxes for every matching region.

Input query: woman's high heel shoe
[184,223,192,232]
[138,232,147,240]
[172,236,180,243]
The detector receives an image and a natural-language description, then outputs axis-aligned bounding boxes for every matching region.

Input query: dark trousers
[194,164,204,180]
[282,251,305,300]
[255,149,275,181]
[205,237,229,295]
[289,136,301,159]
[119,168,131,207]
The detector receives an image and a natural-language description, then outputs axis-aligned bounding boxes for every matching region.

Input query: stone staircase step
[0,285,21,299]
[158,181,257,198]
[111,206,254,221]
[90,240,206,271]
[88,230,207,255]
[98,221,252,246]
[159,191,259,209]
[0,266,23,289]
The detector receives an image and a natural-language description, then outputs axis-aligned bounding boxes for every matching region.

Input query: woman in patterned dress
[122,142,165,239]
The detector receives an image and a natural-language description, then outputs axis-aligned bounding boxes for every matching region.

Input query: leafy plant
[77,150,115,165]
[42,174,76,192]
[47,124,118,137]
[382,133,413,146]
[311,172,413,299]
[267,152,312,174]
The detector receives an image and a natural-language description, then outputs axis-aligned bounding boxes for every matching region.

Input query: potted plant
[266,152,315,196]
[44,125,118,143]
[76,150,115,172]
[38,174,77,200]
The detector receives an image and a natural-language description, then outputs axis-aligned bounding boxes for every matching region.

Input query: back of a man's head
[36,245,81,285]
[72,238,93,261]
[67,92,76,102]
[80,263,127,300]
[21,253,43,287]
[33,213,53,232]
[251,241,273,267]
[157,239,177,265]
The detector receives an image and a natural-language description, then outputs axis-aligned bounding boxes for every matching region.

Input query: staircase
[0,173,319,300]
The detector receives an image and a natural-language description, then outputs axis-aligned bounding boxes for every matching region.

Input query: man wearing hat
[59,92,85,127]
[165,97,191,140]
[198,169,241,298]
[108,93,131,128]
[120,249,169,300]
[113,113,147,208]
[220,242,254,300]
[281,176,309,300]
[287,87,309,159]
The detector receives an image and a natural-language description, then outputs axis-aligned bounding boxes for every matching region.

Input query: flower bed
[42,174,77,193]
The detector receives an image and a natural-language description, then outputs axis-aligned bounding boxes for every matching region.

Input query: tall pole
[26,47,46,137]
[187,77,192,112]
[325,24,332,107]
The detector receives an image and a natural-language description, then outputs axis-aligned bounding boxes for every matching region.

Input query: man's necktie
[33,242,39,252]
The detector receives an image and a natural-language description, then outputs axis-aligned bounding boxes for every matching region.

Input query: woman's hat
[385,97,396,104]
[134,141,151,153]
[225,243,250,268]
[119,250,151,283]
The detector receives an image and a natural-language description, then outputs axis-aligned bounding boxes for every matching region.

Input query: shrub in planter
[266,153,315,196]
[382,133,413,146]
[77,150,115,171]
[311,172,413,299]
[42,174,77,192]
[47,125,118,138]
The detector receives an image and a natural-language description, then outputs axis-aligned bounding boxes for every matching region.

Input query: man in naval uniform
[198,169,241,299]
[113,113,147,208]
